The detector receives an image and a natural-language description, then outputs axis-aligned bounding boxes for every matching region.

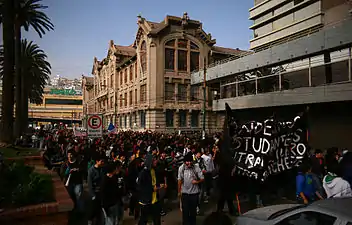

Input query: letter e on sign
[88,115,102,129]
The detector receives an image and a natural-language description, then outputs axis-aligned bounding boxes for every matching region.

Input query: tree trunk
[20,73,29,135]
[0,0,15,144]
[14,22,22,138]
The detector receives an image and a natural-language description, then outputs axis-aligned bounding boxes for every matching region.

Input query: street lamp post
[202,57,207,139]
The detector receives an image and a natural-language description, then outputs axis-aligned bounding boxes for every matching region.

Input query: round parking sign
[88,115,102,129]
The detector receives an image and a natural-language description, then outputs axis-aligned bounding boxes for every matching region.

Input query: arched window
[164,39,200,72]
[140,41,147,73]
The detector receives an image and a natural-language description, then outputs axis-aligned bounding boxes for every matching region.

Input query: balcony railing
[220,47,352,99]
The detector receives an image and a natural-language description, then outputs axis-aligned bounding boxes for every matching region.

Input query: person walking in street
[137,154,162,225]
[87,154,105,225]
[101,162,124,225]
[65,149,84,213]
[178,152,204,225]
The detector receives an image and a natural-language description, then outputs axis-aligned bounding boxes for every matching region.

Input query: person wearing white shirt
[201,150,215,203]
[183,145,191,156]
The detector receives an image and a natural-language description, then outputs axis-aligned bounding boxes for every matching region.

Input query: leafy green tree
[0,40,51,127]
[0,0,53,139]
[0,0,15,144]
[14,0,53,136]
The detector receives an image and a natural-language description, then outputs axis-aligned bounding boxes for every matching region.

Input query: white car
[236,197,352,225]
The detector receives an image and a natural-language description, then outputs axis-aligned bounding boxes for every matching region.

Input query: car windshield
[268,205,307,220]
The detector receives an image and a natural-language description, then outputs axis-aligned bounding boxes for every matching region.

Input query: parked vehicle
[236,197,352,225]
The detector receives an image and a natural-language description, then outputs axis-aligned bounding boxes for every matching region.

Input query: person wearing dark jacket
[156,151,168,216]
[311,149,325,179]
[127,155,143,219]
[339,150,352,187]
[137,154,162,225]
[65,150,84,212]
[87,154,105,225]
[101,162,123,225]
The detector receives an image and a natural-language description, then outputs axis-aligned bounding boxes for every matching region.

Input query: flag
[108,123,117,134]
[73,127,87,137]
[218,103,235,169]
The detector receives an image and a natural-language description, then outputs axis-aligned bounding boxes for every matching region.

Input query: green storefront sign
[50,89,77,95]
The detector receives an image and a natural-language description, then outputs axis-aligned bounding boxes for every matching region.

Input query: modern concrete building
[28,87,83,126]
[191,0,352,150]
[249,0,351,52]
[84,13,248,132]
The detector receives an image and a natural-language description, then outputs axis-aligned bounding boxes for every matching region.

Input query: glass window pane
[165,49,175,70]
[165,83,175,100]
[190,52,200,72]
[179,110,187,127]
[191,111,199,127]
[275,211,336,225]
[178,50,187,71]
[178,39,188,48]
[45,99,83,105]
[190,41,199,50]
[178,84,187,101]
[190,86,199,101]
[166,110,174,127]
[165,40,175,47]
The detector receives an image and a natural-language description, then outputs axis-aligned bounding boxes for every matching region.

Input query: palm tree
[13,0,53,136]
[0,0,15,144]
[0,40,51,125]
[20,39,51,104]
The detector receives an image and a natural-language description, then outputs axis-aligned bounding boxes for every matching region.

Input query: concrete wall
[213,82,352,111]
[191,18,352,85]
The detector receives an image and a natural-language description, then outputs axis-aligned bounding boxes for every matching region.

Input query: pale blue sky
[22,0,254,79]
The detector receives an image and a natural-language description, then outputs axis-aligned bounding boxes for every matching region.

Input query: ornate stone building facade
[83,13,248,131]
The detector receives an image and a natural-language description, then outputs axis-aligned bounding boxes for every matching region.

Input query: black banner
[224,103,308,181]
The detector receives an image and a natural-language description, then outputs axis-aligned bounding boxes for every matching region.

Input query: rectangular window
[190,52,200,72]
[165,110,174,127]
[165,83,175,100]
[190,86,199,101]
[124,93,127,106]
[178,50,187,71]
[120,94,123,107]
[140,85,146,103]
[130,65,133,81]
[120,72,122,85]
[141,53,147,73]
[179,110,187,127]
[165,48,175,70]
[124,116,127,128]
[129,90,133,105]
[124,69,127,83]
[140,111,146,128]
[178,84,187,101]
[110,74,114,87]
[135,63,138,78]
[45,99,82,105]
[119,117,122,128]
[191,111,199,127]
[129,114,133,128]
[135,89,138,104]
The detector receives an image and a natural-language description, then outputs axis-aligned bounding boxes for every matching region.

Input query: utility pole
[202,57,206,140]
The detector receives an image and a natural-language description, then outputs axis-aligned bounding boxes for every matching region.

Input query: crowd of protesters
[35,124,352,225]
[39,126,227,225]
[296,148,352,205]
